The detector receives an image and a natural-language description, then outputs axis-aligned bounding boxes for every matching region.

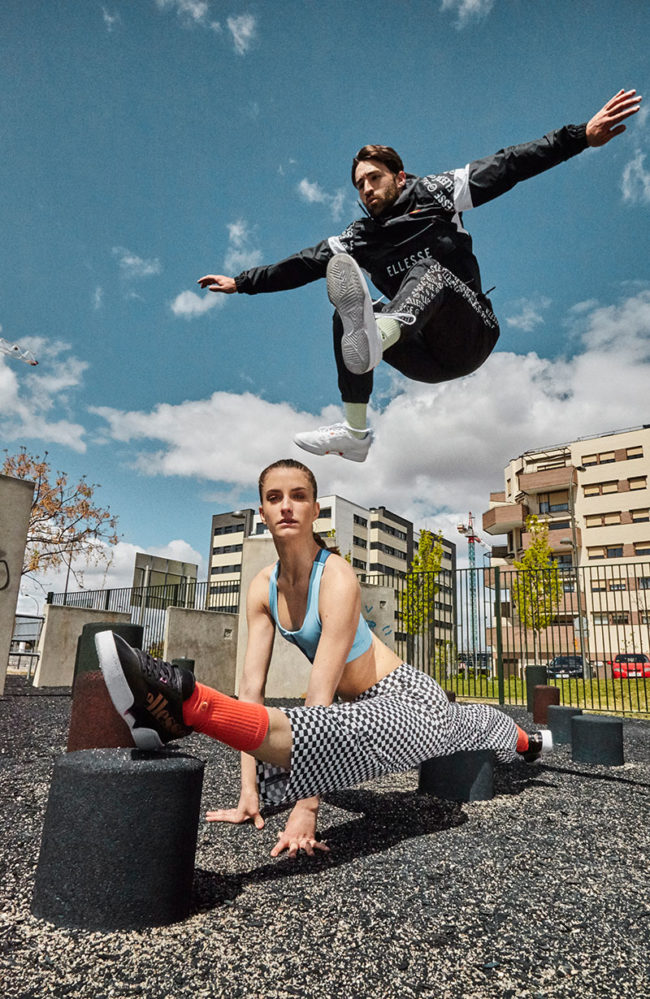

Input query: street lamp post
[561,465,589,680]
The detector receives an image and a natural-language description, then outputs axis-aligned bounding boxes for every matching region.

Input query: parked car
[608,654,650,679]
[546,655,588,678]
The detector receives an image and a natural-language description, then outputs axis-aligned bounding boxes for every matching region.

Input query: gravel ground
[1,677,649,999]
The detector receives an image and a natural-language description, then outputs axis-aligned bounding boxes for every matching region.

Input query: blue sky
[1,0,649,608]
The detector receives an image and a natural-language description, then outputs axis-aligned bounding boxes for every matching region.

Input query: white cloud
[227,13,257,55]
[93,289,650,541]
[504,296,552,332]
[440,0,495,29]
[112,246,162,279]
[0,338,88,451]
[171,289,224,318]
[297,178,348,221]
[621,150,650,205]
[102,7,121,32]
[93,286,103,311]
[223,219,262,272]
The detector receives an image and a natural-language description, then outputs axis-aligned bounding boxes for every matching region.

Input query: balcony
[482,503,529,535]
[517,466,577,495]
[522,526,582,551]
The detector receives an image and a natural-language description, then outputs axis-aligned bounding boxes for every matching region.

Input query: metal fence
[47,559,650,716]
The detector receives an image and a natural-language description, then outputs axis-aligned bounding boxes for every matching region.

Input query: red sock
[516,725,529,753]
[182,682,269,752]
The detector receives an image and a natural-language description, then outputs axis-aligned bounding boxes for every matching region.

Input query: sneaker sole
[327,255,381,375]
[95,631,165,751]
[294,435,369,462]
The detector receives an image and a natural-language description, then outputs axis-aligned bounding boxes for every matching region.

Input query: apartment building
[482,425,650,664]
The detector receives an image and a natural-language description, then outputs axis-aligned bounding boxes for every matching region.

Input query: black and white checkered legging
[257,664,518,807]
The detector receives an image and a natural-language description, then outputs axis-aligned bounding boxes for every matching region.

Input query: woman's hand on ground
[270,801,330,859]
[206,794,265,829]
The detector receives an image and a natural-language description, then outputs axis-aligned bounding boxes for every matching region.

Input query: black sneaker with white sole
[519,729,553,763]
[95,631,195,750]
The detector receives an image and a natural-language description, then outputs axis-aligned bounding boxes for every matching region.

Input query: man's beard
[367,177,400,217]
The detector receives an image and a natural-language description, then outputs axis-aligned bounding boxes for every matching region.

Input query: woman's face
[259,467,320,541]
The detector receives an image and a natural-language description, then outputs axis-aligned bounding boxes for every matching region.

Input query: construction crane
[457,513,490,670]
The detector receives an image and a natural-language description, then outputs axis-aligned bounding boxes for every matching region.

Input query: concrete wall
[164,607,237,695]
[33,605,131,687]
[0,474,35,696]
[235,536,398,699]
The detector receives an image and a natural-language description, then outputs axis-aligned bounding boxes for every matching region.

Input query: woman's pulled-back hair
[351,144,404,186]
[257,458,337,553]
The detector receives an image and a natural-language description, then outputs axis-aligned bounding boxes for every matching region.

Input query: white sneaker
[294,422,372,462]
[327,254,382,375]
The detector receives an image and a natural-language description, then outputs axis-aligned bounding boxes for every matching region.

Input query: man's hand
[270,798,330,859]
[206,792,265,830]
[586,89,642,147]
[197,274,238,293]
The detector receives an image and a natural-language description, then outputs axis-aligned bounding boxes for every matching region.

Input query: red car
[609,654,650,678]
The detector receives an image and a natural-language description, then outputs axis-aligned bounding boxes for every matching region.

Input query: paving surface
[1,677,649,999]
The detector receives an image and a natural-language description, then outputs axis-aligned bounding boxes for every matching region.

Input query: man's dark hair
[351,145,404,186]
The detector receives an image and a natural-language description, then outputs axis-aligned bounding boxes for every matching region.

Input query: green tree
[511,514,562,666]
[400,530,444,664]
[2,448,119,588]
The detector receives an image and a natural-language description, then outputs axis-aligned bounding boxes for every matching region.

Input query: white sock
[344,403,368,439]
[376,316,401,351]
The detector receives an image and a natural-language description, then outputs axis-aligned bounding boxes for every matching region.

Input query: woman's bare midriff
[335,634,404,702]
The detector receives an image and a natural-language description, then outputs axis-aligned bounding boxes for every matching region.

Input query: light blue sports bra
[268,548,373,664]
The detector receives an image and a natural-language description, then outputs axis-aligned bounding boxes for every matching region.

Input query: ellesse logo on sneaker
[146,691,186,737]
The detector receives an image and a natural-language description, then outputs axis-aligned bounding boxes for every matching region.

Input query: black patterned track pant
[334,260,500,404]
[256,664,518,807]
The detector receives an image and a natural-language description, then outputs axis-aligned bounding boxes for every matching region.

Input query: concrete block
[32,749,205,930]
[533,684,560,724]
[418,750,495,802]
[571,715,624,766]
[547,705,582,744]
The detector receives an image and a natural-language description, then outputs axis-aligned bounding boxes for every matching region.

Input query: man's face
[354,158,406,216]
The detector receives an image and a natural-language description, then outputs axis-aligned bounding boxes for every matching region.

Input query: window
[600,451,616,464]
[591,580,607,591]
[585,512,621,528]
[352,558,366,569]
[214,523,244,537]
[255,523,268,535]
[582,454,598,466]
[210,564,240,575]
[317,507,332,519]
[629,476,647,490]
[610,612,629,625]
[583,484,600,497]
[635,542,650,556]
[548,519,570,531]
[353,535,367,548]
[609,579,626,591]
[588,547,605,560]
[641,612,650,625]
[627,445,643,460]
[592,613,608,625]
[212,543,243,555]
[631,509,650,522]
[602,481,618,494]
[353,514,367,527]
[638,577,650,590]
[606,546,624,558]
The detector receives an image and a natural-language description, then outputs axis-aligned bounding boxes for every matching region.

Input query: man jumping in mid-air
[199,89,641,463]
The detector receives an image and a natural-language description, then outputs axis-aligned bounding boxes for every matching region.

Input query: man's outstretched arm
[455,88,642,211]
[197,240,335,297]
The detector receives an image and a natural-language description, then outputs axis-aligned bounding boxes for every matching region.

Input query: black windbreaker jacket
[234,123,588,301]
